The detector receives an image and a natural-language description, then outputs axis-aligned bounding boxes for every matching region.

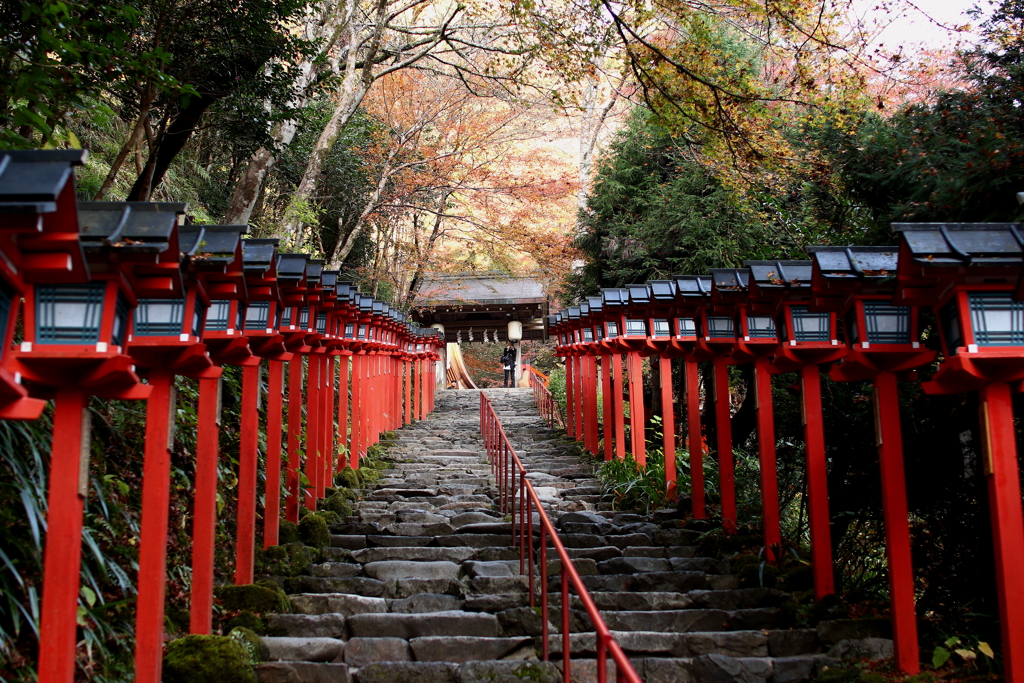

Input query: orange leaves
[349,68,579,301]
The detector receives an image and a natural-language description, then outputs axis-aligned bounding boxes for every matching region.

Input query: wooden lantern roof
[77,201,186,297]
[806,246,899,312]
[892,223,1024,304]
[241,239,280,301]
[0,150,89,284]
[179,225,248,300]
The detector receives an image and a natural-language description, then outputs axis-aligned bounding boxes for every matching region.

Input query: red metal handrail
[480,392,642,683]
[529,369,565,429]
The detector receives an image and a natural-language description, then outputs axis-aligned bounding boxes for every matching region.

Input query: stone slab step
[345,610,500,639]
[256,661,350,683]
[548,629,771,657]
[350,660,560,683]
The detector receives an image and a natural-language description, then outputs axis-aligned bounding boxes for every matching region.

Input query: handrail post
[541,526,549,661]
[491,388,644,683]
[562,572,570,683]
[519,472,526,575]
[528,495,536,608]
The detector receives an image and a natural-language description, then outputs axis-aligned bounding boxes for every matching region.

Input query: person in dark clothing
[500,342,517,388]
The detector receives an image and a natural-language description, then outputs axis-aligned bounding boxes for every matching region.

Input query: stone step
[350,660,560,683]
[252,388,824,682]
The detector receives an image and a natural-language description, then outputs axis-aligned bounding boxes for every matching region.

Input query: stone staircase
[254,388,887,683]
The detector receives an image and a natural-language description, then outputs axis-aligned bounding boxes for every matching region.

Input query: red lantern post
[809,245,936,674]
[234,240,288,583]
[595,291,629,462]
[747,260,846,599]
[0,151,97,683]
[274,253,312,517]
[113,207,237,683]
[642,282,681,499]
[892,223,1024,682]
[709,268,785,557]
[186,226,252,634]
[668,276,715,519]
[17,199,165,683]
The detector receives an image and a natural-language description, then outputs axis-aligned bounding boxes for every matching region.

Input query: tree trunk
[279,0,461,246]
[223,2,345,223]
[328,142,402,266]
[126,94,219,201]
[404,191,452,306]
[94,98,152,200]
[577,75,620,212]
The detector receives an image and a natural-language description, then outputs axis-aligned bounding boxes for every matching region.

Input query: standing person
[500,342,517,388]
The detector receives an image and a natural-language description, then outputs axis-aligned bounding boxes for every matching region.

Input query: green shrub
[299,513,331,549]
[162,635,256,683]
[595,449,669,514]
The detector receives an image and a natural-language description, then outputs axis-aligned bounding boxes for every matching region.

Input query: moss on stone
[253,579,290,612]
[228,626,265,664]
[318,510,343,526]
[278,520,300,544]
[258,542,314,578]
[264,545,288,562]
[336,466,360,489]
[324,491,353,519]
[215,584,287,613]
[815,668,886,683]
[224,610,265,634]
[299,513,331,549]
[162,635,257,683]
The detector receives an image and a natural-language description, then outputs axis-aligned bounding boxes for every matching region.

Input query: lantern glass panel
[746,315,775,338]
[192,302,205,337]
[134,299,185,336]
[790,306,830,342]
[281,307,294,327]
[596,326,604,340]
[706,316,734,338]
[358,324,368,339]
[606,321,618,337]
[36,283,107,344]
[298,307,310,329]
[864,302,911,344]
[969,293,1024,346]
[0,280,12,342]
[676,318,696,336]
[653,319,671,337]
[316,312,327,334]
[345,323,355,338]
[246,301,271,328]
[583,327,593,341]
[113,293,129,348]
[206,300,232,331]
[625,319,646,336]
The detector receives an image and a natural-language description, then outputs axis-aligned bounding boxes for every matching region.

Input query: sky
[854,0,991,52]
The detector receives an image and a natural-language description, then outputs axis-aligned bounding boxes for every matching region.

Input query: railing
[480,392,642,683]
[529,369,565,429]
[523,363,550,385]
